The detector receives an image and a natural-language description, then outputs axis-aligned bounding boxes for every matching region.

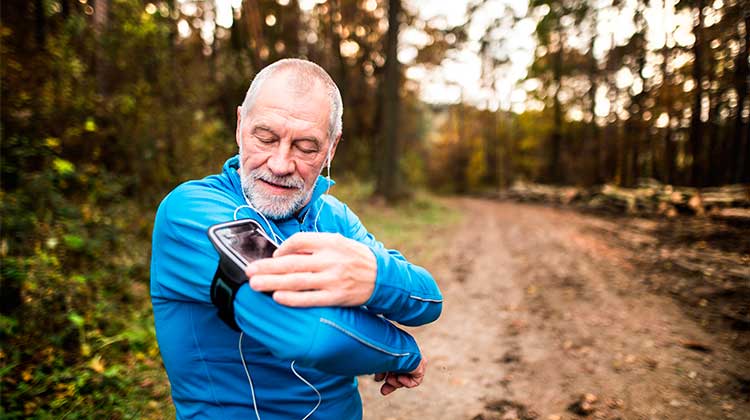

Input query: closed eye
[294,139,320,154]
[256,134,276,144]
[253,126,279,143]
[296,144,318,153]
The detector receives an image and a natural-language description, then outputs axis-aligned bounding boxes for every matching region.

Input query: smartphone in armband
[208,219,277,271]
[206,219,277,331]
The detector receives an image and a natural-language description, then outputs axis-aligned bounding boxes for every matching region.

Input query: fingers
[376,369,423,396]
[380,382,397,396]
[396,374,420,388]
[249,272,321,292]
[271,290,338,307]
[274,232,339,257]
[380,374,404,396]
[246,254,321,276]
[385,374,403,390]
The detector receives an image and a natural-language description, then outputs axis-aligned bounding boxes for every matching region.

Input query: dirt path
[358,199,749,420]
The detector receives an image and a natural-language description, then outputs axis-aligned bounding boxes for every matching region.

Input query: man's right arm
[151,186,422,376]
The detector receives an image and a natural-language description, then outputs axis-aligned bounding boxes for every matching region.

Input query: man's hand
[374,357,426,396]
[246,232,377,307]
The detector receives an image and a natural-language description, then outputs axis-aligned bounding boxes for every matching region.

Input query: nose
[266,144,295,176]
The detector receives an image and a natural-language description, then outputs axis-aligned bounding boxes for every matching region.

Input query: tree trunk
[208,0,218,84]
[549,37,563,184]
[734,8,750,183]
[649,125,659,180]
[689,0,705,186]
[34,0,45,49]
[629,8,648,186]
[628,122,640,186]
[455,104,469,193]
[704,26,718,186]
[328,0,348,91]
[707,98,720,186]
[327,0,357,174]
[484,110,499,186]
[588,32,601,184]
[93,0,110,96]
[61,0,69,19]
[664,122,676,184]
[500,111,514,188]
[617,113,630,186]
[662,41,675,184]
[165,0,179,180]
[242,0,268,69]
[375,0,401,201]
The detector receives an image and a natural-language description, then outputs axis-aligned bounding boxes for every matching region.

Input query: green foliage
[466,137,488,190]
[0,158,171,418]
[0,186,172,418]
[424,104,553,193]
[0,1,184,417]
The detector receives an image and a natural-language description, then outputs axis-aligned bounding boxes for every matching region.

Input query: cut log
[502,180,749,218]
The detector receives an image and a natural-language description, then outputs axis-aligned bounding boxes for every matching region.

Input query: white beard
[239,166,313,220]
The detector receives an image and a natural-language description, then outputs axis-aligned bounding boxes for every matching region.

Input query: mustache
[250,169,305,189]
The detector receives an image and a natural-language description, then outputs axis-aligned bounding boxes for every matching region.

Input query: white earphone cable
[310,142,334,231]
[290,361,322,420]
[234,139,331,419]
[236,143,283,245]
[239,332,262,420]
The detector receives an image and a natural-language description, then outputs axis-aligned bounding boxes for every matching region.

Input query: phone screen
[214,222,276,268]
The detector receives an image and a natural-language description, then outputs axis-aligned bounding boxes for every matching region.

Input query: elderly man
[150,58,442,419]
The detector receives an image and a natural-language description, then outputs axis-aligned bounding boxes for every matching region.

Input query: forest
[1,0,748,418]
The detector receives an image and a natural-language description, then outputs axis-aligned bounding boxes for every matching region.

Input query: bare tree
[375,0,401,201]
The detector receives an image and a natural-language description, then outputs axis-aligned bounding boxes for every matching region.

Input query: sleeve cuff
[364,246,408,315]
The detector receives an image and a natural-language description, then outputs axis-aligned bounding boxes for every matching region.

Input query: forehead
[249,72,331,136]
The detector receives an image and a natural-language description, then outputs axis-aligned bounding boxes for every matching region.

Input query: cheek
[240,149,268,173]
[298,160,324,185]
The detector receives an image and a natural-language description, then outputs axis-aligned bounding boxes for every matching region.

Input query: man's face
[236,73,338,219]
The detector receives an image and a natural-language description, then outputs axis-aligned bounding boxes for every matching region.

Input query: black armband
[210,257,246,332]
[207,219,278,332]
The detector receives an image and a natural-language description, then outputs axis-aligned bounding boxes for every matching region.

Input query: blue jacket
[150,156,443,419]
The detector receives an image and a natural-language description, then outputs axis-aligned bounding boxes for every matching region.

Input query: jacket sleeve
[151,187,422,375]
[233,285,421,375]
[342,204,443,326]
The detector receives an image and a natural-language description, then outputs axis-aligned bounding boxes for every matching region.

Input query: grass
[331,179,462,266]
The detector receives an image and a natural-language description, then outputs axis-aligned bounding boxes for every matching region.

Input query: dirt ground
[358,198,750,420]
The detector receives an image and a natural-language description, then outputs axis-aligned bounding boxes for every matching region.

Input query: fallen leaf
[90,356,105,373]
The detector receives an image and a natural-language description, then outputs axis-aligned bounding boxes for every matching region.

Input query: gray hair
[240,58,343,144]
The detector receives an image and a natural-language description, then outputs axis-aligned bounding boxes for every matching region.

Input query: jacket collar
[223,155,334,222]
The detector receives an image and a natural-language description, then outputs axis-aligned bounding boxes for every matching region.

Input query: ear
[235,106,243,148]
[327,134,342,164]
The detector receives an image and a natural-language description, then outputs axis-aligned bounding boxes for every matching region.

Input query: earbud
[325,142,333,179]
